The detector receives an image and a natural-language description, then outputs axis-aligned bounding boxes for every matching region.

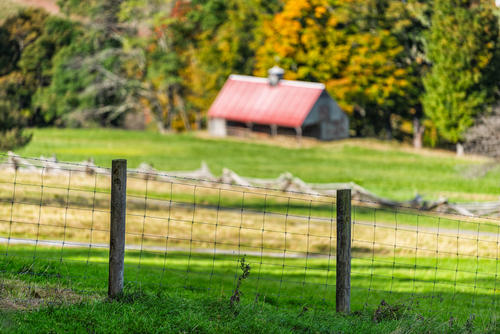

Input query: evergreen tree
[422,0,500,143]
[386,0,433,147]
[34,0,133,126]
[0,9,80,125]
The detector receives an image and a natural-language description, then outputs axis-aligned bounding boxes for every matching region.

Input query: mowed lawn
[10,128,500,202]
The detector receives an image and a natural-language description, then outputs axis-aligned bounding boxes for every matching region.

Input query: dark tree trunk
[174,85,192,131]
[195,110,202,130]
[384,112,393,140]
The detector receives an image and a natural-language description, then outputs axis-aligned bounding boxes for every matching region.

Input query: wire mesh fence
[1,155,499,325]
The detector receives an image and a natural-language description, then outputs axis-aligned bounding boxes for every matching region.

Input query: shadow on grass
[1,245,499,324]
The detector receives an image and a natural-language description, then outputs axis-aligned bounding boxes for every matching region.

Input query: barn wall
[302,91,349,140]
[208,118,227,137]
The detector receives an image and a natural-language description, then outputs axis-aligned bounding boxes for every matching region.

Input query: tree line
[1,0,499,151]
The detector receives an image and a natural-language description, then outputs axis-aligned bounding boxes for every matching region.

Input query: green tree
[386,0,433,147]
[34,0,134,126]
[0,8,48,68]
[57,0,97,17]
[0,8,49,119]
[32,31,130,125]
[422,0,500,143]
[0,9,81,125]
[0,99,32,151]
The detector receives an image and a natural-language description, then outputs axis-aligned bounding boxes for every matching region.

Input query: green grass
[2,245,500,325]
[3,290,496,334]
[12,128,500,202]
[3,129,500,331]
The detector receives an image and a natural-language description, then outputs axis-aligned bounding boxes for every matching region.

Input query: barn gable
[302,91,349,141]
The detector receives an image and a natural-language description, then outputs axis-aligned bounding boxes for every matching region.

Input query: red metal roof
[207,75,325,128]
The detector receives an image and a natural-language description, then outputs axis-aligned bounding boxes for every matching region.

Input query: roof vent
[268,65,285,87]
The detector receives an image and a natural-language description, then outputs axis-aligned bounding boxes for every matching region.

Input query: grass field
[1,244,500,326]
[3,290,494,334]
[2,128,500,331]
[11,128,500,202]
[1,168,499,326]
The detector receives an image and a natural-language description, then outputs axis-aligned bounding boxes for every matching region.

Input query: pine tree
[422,0,500,143]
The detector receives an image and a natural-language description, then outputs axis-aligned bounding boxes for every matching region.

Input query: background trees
[0,99,32,151]
[0,0,499,151]
[254,0,423,141]
[422,0,500,144]
[464,105,500,174]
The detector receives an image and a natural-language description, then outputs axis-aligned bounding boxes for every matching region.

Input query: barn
[207,66,349,141]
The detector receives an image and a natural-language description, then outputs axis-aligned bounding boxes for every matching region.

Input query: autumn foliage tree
[254,0,417,140]
[172,0,281,120]
[1,0,499,149]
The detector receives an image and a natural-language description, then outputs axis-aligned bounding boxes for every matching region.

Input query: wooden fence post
[336,189,351,313]
[109,159,127,299]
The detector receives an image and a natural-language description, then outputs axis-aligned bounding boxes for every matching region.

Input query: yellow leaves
[398,79,409,90]
[393,69,406,77]
[327,16,339,27]
[139,97,152,109]
[218,41,231,54]
[314,5,327,18]
[274,43,296,58]
[305,18,316,26]
[400,119,413,134]
[255,0,345,79]
[328,77,350,86]
[283,72,299,81]
[254,0,415,116]
[338,102,354,114]
[281,0,311,20]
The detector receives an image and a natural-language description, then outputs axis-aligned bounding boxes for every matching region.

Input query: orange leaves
[314,5,327,18]
[170,0,191,19]
[280,0,312,20]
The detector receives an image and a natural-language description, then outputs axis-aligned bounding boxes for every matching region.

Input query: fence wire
[0,156,499,325]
